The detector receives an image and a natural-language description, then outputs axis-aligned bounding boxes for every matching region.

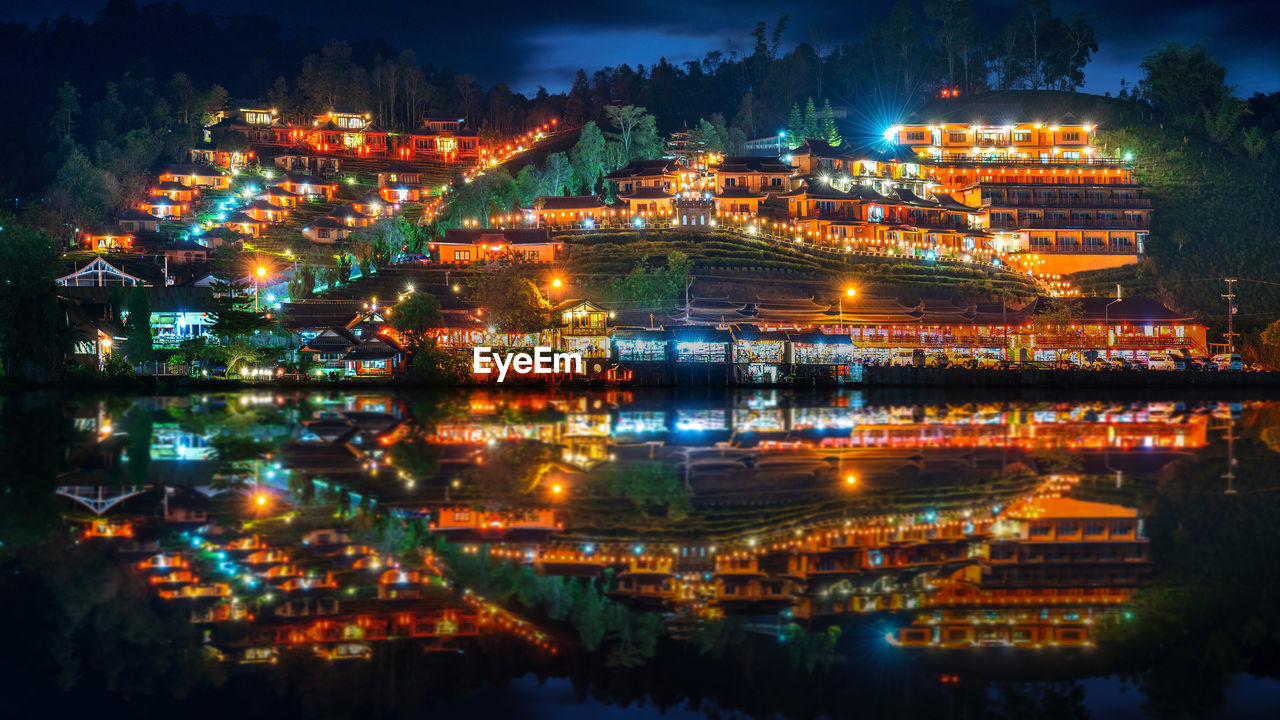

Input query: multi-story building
[888,121,1149,274]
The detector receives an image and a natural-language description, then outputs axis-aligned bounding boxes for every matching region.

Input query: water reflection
[5,389,1279,718]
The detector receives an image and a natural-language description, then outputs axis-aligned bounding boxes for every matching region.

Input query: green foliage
[123,288,153,362]
[388,292,444,350]
[0,225,70,379]
[820,99,842,147]
[287,262,316,301]
[1139,44,1232,130]
[603,252,693,309]
[569,121,609,194]
[470,268,551,332]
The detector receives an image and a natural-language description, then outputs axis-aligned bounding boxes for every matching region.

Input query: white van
[890,349,924,367]
[1146,353,1185,371]
[1210,353,1243,371]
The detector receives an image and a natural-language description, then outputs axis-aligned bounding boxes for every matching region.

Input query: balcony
[1004,217,1149,230]
[1025,244,1139,254]
[928,154,1127,167]
[986,198,1153,209]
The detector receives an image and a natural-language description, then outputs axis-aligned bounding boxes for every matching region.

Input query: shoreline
[8,366,1280,393]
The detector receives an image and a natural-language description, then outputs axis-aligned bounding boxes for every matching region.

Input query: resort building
[887,121,1148,274]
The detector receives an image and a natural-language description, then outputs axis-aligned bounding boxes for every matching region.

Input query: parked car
[1052,358,1078,370]
[1146,353,1185,371]
[392,253,430,265]
[1186,356,1216,371]
[974,352,1007,370]
[890,349,925,367]
[1084,358,1113,370]
[925,352,950,368]
[1210,353,1244,371]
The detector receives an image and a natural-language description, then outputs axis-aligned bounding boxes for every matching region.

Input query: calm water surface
[3,387,1280,719]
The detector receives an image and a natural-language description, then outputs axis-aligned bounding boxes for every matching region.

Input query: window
[905,131,925,142]
[319,229,331,239]
[1029,524,1052,536]
[1060,131,1081,141]
[1013,132,1031,142]
[948,132,967,143]
[454,250,471,261]
[947,629,968,642]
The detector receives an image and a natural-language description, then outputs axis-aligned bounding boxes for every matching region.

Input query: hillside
[921,91,1280,339]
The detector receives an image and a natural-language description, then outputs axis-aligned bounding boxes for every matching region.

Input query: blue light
[633,544,644,555]
[633,217,642,228]
[925,512,937,522]
[583,544,595,554]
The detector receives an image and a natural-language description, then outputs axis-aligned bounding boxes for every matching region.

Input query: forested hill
[919,87,1280,341]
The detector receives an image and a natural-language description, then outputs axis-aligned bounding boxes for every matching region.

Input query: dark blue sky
[5,0,1278,97]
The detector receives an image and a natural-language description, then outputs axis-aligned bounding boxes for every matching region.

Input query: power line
[1222,278,1238,353]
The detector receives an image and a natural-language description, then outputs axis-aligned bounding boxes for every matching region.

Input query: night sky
[4,0,1278,97]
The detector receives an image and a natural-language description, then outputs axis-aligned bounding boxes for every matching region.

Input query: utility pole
[1222,418,1238,495]
[1222,278,1238,353]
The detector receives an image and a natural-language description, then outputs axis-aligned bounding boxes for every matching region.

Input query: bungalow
[243,199,290,224]
[712,187,769,216]
[379,183,422,204]
[59,286,218,347]
[223,212,269,237]
[162,240,209,266]
[188,147,251,170]
[789,139,849,176]
[401,130,480,161]
[523,195,611,226]
[430,229,561,264]
[299,327,359,376]
[150,181,197,203]
[258,186,299,210]
[158,164,231,190]
[190,227,245,250]
[604,159,683,195]
[139,197,187,218]
[116,209,161,233]
[273,153,341,176]
[278,174,337,201]
[618,186,677,216]
[332,205,375,228]
[713,156,792,195]
[376,165,426,188]
[351,192,394,218]
[345,334,407,376]
[79,227,134,253]
[303,217,356,244]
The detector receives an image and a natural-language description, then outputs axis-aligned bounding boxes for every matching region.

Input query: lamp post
[1104,284,1122,359]
[839,287,856,330]
[254,265,267,311]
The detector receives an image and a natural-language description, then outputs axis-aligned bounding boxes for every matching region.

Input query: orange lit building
[522,195,611,227]
[430,229,562,264]
[887,121,1148,274]
[158,164,230,190]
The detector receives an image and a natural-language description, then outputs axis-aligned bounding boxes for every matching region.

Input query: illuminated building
[888,121,1149,274]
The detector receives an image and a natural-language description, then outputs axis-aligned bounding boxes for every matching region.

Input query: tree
[787,104,803,144]
[569,121,608,194]
[604,105,648,160]
[216,338,262,376]
[388,292,444,350]
[820,100,842,147]
[0,226,69,380]
[1241,127,1268,160]
[471,269,551,332]
[1139,44,1231,130]
[924,0,975,88]
[802,97,820,142]
[287,262,316,301]
[123,288,153,362]
[54,82,80,141]
[168,72,197,125]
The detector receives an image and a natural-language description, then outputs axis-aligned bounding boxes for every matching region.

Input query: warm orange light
[254,493,268,506]
[844,475,858,486]
[552,278,562,288]
[256,266,267,277]
[551,484,563,495]
[846,287,856,297]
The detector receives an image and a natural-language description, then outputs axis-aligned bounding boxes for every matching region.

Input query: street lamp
[1104,284,1122,359]
[839,287,856,329]
[255,265,267,311]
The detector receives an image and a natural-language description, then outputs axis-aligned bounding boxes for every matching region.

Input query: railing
[1023,245,1139,254]
[986,198,1153,209]
[1030,335,1199,349]
[1006,218,1148,230]
[927,154,1127,167]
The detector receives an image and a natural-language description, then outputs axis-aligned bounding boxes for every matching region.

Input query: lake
[3,387,1280,719]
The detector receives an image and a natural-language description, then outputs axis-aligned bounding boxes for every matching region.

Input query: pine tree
[802,98,820,143]
[123,287,153,362]
[821,99,843,148]
[787,103,804,147]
